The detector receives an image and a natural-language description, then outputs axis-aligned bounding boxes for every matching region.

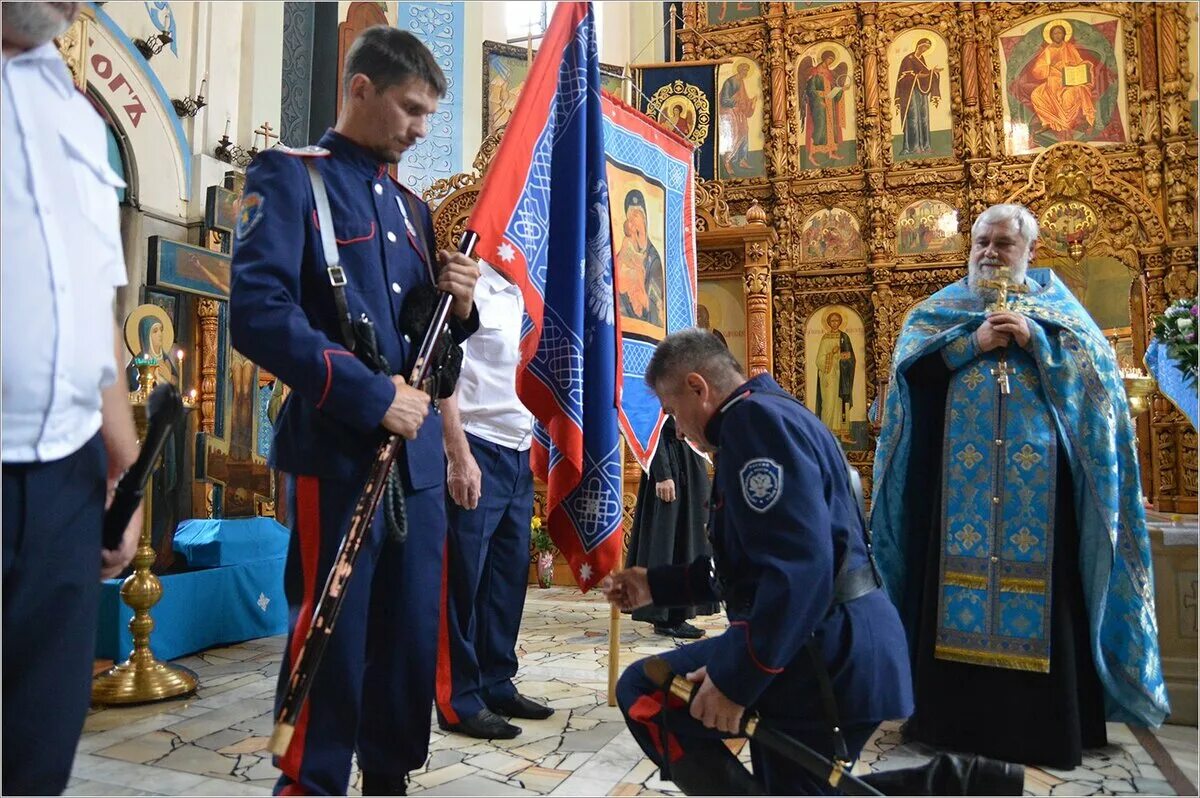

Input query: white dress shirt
[456,262,534,451]
[2,42,128,463]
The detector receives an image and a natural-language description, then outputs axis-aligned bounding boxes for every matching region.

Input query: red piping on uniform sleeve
[310,211,377,244]
[729,620,784,674]
[317,349,356,409]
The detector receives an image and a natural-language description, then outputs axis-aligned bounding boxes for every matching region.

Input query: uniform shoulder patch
[739,457,783,513]
[276,144,330,158]
[236,192,265,240]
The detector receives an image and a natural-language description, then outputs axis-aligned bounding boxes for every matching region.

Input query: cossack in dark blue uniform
[230,129,476,796]
[616,373,913,794]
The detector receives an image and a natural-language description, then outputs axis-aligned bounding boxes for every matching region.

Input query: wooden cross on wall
[255,122,278,150]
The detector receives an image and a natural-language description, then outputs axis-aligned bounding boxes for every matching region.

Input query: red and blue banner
[602,93,698,471]
[466,1,622,592]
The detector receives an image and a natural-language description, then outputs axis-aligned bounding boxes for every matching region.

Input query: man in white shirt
[2,4,142,793]
[435,262,553,739]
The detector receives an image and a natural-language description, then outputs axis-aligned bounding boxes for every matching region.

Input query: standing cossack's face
[357,77,441,163]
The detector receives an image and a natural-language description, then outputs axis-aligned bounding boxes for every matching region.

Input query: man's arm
[229,151,395,433]
[442,392,481,509]
[99,322,141,578]
[703,404,835,710]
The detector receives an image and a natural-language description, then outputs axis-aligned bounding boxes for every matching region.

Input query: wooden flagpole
[607,442,626,706]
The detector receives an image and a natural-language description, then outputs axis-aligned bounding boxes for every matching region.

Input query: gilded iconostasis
[349,2,1197,517]
[656,1,1199,514]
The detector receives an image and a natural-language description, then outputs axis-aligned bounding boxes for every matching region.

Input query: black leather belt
[724,560,881,615]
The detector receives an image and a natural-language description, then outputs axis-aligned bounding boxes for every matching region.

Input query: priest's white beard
[967,260,1028,297]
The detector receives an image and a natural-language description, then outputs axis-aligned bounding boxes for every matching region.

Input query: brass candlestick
[92,357,199,704]
[1122,373,1157,419]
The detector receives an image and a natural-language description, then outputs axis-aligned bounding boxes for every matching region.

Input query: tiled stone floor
[71,588,1196,796]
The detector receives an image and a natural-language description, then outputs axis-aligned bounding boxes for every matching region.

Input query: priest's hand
[686,666,745,734]
[974,317,1012,352]
[600,567,652,610]
[655,479,676,503]
[987,311,1031,348]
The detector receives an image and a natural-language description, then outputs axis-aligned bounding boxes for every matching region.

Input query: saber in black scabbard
[268,231,479,758]
[643,658,884,797]
[642,657,1024,796]
[103,384,184,551]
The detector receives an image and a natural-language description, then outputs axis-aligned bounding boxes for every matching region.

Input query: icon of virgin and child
[615,189,666,332]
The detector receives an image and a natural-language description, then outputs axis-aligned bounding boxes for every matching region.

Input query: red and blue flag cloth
[465,1,622,592]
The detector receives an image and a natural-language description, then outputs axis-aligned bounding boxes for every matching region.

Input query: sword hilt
[642,656,761,736]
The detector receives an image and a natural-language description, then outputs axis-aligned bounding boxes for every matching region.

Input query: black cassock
[901,351,1107,769]
[625,417,719,626]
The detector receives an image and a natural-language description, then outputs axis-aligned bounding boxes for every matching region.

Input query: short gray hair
[971,203,1039,250]
[645,329,743,393]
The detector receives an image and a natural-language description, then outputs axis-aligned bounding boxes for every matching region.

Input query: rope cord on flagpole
[618,14,673,111]
[619,12,728,111]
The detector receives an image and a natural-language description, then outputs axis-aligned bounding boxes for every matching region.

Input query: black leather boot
[361,770,409,796]
[861,752,1024,795]
[665,746,763,796]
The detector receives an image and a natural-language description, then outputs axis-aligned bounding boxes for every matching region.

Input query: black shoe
[487,692,554,720]
[861,753,1025,796]
[437,707,521,739]
[654,622,705,639]
[361,770,408,796]
[667,745,762,795]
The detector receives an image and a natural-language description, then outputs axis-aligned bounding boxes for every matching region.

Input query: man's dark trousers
[273,474,445,796]
[437,432,534,723]
[3,434,107,795]
[616,638,877,795]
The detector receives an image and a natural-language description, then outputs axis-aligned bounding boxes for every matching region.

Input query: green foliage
[529,516,555,554]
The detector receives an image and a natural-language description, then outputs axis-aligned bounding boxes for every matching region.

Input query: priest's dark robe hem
[902,349,1107,769]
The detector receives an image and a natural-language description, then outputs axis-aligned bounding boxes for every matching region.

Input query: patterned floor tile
[75,588,1194,796]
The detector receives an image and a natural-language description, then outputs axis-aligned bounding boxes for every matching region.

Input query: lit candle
[223,114,231,137]
[198,72,208,99]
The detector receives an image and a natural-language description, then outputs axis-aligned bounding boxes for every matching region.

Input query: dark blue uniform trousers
[274,473,445,796]
[3,434,107,796]
[616,637,877,795]
[436,433,533,723]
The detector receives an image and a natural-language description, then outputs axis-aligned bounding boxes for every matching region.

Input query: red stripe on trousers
[280,476,321,782]
[434,538,460,724]
[628,693,685,763]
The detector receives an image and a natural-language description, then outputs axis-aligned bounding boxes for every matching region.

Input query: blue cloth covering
[172,517,289,567]
[95,555,288,661]
[872,269,1170,727]
[1145,339,1198,430]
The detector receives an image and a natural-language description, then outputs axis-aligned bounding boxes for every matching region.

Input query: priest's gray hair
[645,329,744,394]
[971,203,1040,250]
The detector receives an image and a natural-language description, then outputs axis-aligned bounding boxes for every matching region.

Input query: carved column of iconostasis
[1151,3,1198,512]
[743,203,776,377]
